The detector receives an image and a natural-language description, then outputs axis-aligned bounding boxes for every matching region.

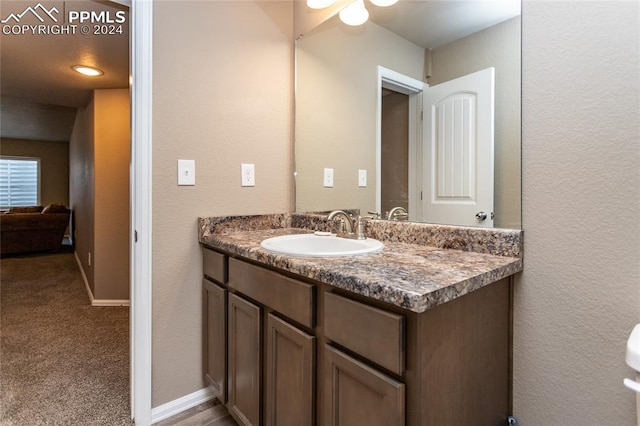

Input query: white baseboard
[74,251,131,307]
[151,387,215,424]
[92,298,130,307]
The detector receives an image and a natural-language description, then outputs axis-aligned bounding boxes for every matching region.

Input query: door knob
[475,211,488,221]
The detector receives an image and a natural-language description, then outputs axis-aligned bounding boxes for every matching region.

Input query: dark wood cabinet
[228,293,262,426]
[202,278,227,403]
[323,344,405,426]
[266,314,315,426]
[202,247,511,426]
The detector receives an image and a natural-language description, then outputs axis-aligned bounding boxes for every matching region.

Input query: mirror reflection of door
[381,89,409,219]
[379,67,495,227]
[423,67,495,227]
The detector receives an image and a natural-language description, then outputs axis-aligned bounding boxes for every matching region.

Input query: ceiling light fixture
[72,65,104,77]
[339,0,369,26]
[306,0,337,9]
[308,0,398,27]
[369,0,398,6]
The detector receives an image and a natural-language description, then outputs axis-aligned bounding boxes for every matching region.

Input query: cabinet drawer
[324,292,404,375]
[203,249,227,284]
[228,258,315,328]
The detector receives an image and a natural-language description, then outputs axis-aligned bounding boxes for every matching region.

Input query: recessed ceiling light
[72,65,104,77]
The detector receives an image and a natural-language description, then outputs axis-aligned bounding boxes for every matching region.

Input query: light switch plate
[178,159,195,185]
[358,169,367,187]
[241,163,255,187]
[323,168,334,187]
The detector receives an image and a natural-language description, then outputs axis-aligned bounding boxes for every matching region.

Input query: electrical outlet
[358,169,367,187]
[323,168,334,187]
[241,163,255,187]
[177,159,195,185]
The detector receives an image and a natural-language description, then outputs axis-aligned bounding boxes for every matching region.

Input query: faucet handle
[387,207,409,221]
[367,211,381,219]
[354,216,366,240]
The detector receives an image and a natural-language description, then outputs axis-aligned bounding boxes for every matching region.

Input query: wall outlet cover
[241,163,255,187]
[358,169,367,187]
[178,159,195,186]
[323,168,334,187]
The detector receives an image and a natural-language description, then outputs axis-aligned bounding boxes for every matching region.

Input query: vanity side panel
[417,277,510,425]
[403,310,422,426]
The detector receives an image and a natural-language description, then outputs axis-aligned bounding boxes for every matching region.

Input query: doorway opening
[381,89,409,218]
[376,66,425,221]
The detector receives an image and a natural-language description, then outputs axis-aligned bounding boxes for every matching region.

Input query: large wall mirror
[295,0,521,229]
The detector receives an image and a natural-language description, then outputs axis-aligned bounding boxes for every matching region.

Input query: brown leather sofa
[0,205,71,255]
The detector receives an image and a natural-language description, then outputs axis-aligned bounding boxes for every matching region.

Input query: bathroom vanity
[198,213,523,426]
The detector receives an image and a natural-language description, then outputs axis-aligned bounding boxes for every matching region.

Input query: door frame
[130,0,153,424]
[376,66,425,219]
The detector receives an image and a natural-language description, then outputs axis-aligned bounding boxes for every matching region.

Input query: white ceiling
[368,0,521,50]
[0,0,129,142]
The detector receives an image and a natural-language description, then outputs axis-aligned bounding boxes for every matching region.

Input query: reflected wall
[295,11,521,228]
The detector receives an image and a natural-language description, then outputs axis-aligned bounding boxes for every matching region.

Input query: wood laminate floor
[156,400,237,426]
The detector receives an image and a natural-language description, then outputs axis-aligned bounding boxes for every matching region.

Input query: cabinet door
[228,293,261,426]
[202,278,227,402]
[324,345,405,426]
[266,314,315,426]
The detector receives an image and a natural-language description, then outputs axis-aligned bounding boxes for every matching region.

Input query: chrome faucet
[386,206,409,221]
[327,210,366,240]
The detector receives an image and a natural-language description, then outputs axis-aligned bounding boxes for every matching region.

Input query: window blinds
[0,157,39,208]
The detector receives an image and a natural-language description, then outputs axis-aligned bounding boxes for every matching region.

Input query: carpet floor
[0,251,131,425]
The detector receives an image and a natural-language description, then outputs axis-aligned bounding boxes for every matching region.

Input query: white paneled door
[422,67,495,227]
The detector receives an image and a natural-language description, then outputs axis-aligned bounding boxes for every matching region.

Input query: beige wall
[70,101,96,293]
[152,0,293,407]
[516,1,639,424]
[295,16,424,215]
[0,138,69,207]
[430,17,521,229]
[94,89,130,300]
[69,90,130,301]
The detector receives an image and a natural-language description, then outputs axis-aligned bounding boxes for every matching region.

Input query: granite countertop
[198,213,523,314]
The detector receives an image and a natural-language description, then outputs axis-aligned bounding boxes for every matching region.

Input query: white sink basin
[260,233,384,257]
